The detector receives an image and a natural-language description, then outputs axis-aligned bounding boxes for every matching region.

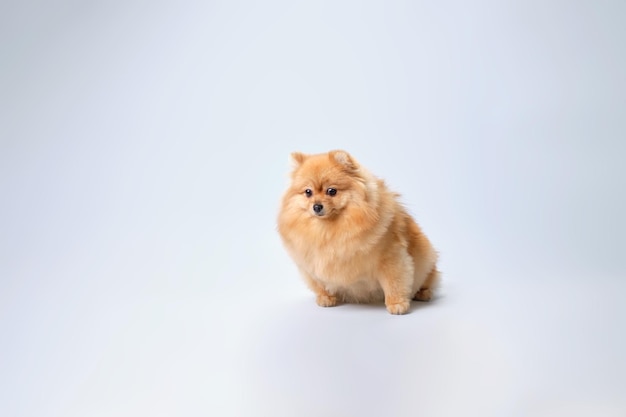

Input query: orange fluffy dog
[277,150,439,315]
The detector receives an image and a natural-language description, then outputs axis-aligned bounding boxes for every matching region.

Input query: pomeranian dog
[277,150,439,315]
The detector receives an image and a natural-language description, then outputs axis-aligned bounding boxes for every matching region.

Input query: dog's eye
[326,188,337,196]
[305,189,312,197]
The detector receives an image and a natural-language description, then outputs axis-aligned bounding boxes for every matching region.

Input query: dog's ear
[329,150,358,170]
[289,152,308,169]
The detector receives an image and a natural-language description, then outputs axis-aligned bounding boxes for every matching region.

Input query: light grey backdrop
[1,1,625,416]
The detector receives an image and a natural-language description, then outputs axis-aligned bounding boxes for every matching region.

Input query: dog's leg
[378,257,413,315]
[299,269,337,307]
[413,267,440,301]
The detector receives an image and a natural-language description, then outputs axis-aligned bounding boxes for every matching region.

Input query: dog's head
[287,150,366,220]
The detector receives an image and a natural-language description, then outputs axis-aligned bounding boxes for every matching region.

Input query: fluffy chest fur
[280,200,403,286]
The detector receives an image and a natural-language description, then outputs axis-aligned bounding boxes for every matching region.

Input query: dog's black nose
[313,203,324,213]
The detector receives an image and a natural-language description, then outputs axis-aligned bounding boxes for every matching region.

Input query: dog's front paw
[316,294,338,307]
[386,300,410,315]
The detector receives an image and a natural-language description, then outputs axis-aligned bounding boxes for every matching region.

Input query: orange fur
[277,150,440,315]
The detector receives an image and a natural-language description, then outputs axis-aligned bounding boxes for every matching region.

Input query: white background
[1,1,625,416]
